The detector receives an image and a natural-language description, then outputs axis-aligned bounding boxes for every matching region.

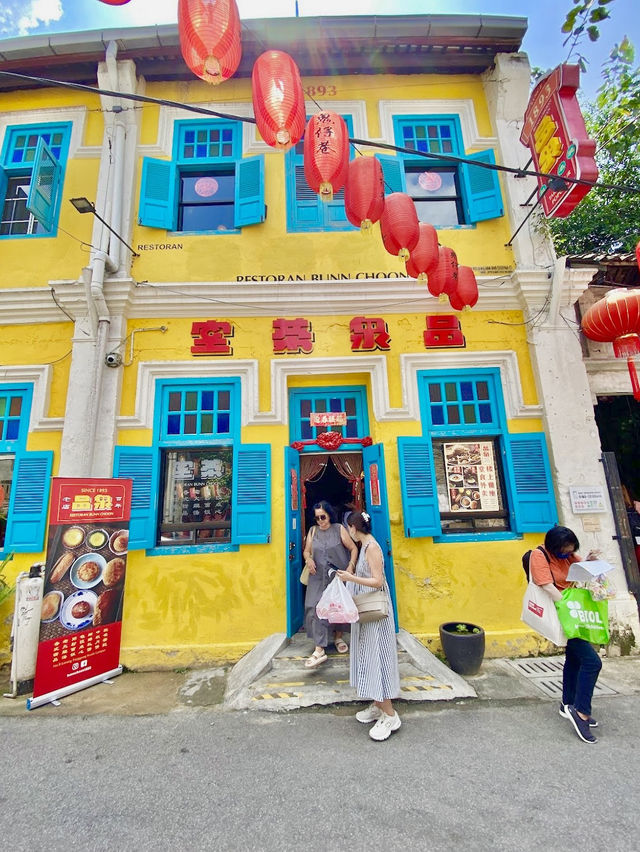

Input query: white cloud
[17,0,63,35]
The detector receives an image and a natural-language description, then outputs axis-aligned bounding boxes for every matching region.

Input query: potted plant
[439,621,485,676]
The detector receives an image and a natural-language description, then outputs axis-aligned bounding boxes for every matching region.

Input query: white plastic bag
[521,580,567,646]
[316,576,359,624]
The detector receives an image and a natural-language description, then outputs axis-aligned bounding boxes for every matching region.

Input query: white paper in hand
[567,560,615,582]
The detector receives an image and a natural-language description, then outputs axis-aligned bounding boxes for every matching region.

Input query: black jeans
[562,637,602,716]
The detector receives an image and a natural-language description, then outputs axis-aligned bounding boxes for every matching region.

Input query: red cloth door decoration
[178,0,242,85]
[344,156,385,232]
[303,112,350,202]
[380,193,420,261]
[251,51,306,149]
[405,222,439,282]
[449,266,479,312]
[428,246,458,302]
[581,288,640,401]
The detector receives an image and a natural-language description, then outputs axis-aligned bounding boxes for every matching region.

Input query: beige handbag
[353,589,389,623]
[300,565,310,586]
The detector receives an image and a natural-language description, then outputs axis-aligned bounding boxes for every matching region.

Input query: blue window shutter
[397,437,441,538]
[504,433,558,533]
[459,149,504,223]
[138,157,177,230]
[234,155,265,227]
[376,154,406,195]
[0,166,8,213]
[113,445,159,549]
[4,450,53,553]
[288,162,323,230]
[232,444,271,544]
[26,138,61,232]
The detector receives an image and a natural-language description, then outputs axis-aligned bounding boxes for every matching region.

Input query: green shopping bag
[555,588,609,643]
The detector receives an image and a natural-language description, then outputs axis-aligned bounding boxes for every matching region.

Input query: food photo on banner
[28,478,132,710]
[444,442,499,513]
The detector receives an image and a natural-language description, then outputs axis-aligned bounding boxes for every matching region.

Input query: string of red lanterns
[178,0,242,85]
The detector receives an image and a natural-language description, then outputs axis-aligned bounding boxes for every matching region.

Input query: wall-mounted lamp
[70,197,140,257]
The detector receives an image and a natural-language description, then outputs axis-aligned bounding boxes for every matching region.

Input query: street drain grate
[505,657,617,698]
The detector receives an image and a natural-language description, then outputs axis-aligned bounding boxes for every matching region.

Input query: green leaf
[588,25,600,41]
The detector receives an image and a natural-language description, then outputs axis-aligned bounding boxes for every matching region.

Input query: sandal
[304,649,328,669]
[335,638,349,654]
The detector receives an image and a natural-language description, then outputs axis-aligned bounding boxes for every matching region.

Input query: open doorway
[302,452,364,536]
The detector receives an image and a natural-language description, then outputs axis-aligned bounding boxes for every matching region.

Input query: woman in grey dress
[302,501,358,669]
[336,510,401,741]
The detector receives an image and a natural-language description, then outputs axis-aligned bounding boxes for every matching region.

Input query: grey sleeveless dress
[347,540,400,701]
[304,523,351,647]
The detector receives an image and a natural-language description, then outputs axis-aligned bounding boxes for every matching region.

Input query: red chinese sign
[423,315,465,348]
[309,412,347,427]
[30,478,132,709]
[191,320,233,355]
[272,318,315,354]
[350,316,391,351]
[520,64,598,218]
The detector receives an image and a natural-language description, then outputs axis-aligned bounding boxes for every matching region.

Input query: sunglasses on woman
[315,513,328,520]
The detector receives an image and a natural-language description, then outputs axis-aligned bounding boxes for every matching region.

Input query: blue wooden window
[382,115,503,227]
[397,369,557,540]
[289,387,369,445]
[138,119,265,233]
[0,385,53,554]
[0,123,71,238]
[113,378,270,552]
[286,115,357,233]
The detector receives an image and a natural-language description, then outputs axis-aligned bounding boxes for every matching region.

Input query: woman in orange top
[530,525,602,745]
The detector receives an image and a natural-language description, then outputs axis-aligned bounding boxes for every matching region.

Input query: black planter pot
[439,622,485,676]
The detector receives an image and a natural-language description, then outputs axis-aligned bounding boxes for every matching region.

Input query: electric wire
[2,69,639,198]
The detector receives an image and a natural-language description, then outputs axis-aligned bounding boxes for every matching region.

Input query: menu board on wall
[29,478,132,709]
[444,442,499,513]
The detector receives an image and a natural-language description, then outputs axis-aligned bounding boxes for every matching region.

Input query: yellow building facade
[1,15,637,668]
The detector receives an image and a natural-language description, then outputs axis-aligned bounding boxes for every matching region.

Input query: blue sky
[0,0,637,99]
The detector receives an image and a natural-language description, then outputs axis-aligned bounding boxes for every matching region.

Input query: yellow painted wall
[115,308,552,668]
[0,86,102,290]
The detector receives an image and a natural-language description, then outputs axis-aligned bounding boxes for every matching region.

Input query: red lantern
[380,193,420,261]
[344,157,385,233]
[449,266,479,311]
[303,112,350,202]
[405,223,439,282]
[581,288,640,401]
[428,246,458,302]
[178,0,242,85]
[252,51,306,149]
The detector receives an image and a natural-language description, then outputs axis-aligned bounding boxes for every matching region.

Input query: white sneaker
[355,703,383,724]
[369,711,401,741]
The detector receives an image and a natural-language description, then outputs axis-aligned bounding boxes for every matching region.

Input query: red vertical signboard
[28,478,132,709]
[520,64,598,218]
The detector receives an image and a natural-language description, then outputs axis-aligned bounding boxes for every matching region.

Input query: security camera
[105,352,123,368]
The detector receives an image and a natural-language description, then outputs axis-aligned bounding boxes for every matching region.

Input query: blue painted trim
[417,367,507,435]
[288,385,369,444]
[392,114,464,158]
[0,383,33,450]
[0,122,71,239]
[154,377,241,445]
[173,119,242,163]
[433,532,522,543]
[147,543,238,556]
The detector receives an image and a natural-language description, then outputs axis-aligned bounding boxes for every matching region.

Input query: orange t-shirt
[530,546,580,590]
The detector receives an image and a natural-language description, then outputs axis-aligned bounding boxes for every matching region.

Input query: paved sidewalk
[2,640,639,718]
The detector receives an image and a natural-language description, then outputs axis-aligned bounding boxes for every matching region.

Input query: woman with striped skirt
[336,511,401,741]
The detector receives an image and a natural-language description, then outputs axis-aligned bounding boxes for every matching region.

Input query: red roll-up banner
[29,478,132,709]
